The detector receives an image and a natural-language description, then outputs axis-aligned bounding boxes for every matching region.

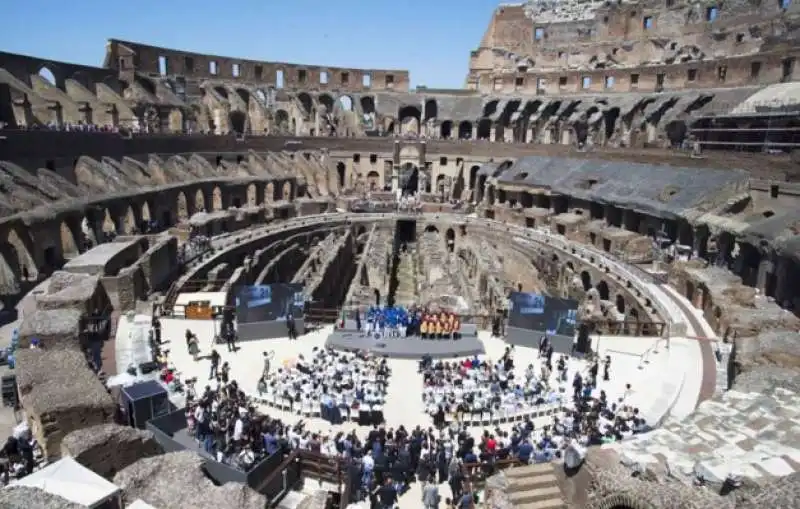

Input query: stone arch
[587,493,659,509]
[477,118,492,140]
[0,244,23,289]
[424,99,438,120]
[297,92,313,114]
[580,270,592,291]
[102,209,116,234]
[177,191,190,221]
[168,108,183,132]
[360,96,376,115]
[275,110,290,132]
[458,121,473,139]
[124,205,137,233]
[366,170,380,191]
[469,165,480,189]
[596,280,610,300]
[445,228,456,253]
[424,224,439,234]
[282,181,292,200]
[496,159,514,174]
[265,182,275,202]
[398,105,421,122]
[336,162,346,188]
[6,228,37,275]
[140,201,152,223]
[37,65,58,87]
[229,110,247,134]
[440,120,453,139]
[436,174,446,193]
[212,186,223,211]
[398,105,421,135]
[214,86,229,99]
[616,294,626,313]
[69,71,92,91]
[318,94,335,113]
[194,189,206,213]
[60,221,79,257]
[337,95,353,111]
[235,88,250,107]
[247,184,257,206]
[483,100,500,117]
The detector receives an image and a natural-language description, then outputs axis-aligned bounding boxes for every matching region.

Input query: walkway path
[657,285,718,406]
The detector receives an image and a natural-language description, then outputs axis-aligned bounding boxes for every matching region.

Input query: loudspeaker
[575,324,591,354]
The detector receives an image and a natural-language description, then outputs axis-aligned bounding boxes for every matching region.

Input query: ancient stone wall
[61,423,163,479]
[469,1,800,95]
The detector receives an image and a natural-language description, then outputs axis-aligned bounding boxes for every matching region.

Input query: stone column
[526,127,534,143]
[715,232,733,267]
[472,125,478,140]
[692,226,709,260]
[773,256,791,305]
[490,126,497,142]
[391,165,400,192]
[732,242,748,276]
[756,254,775,293]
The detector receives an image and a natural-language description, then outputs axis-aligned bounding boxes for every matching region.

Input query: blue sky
[1,0,506,89]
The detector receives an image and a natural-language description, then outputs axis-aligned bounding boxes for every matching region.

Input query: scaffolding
[688,99,800,152]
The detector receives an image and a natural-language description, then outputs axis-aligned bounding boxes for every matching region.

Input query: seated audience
[261,347,391,424]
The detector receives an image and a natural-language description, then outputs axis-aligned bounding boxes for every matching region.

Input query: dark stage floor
[325,330,485,359]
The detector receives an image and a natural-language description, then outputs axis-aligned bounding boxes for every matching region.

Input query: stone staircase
[492,463,567,509]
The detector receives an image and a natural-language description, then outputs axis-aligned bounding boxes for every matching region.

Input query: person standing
[209,349,220,380]
[287,313,297,341]
[376,476,397,509]
[422,475,440,509]
[225,326,236,353]
[262,351,272,378]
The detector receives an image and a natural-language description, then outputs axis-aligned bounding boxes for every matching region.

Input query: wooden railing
[256,450,350,508]
[462,458,523,488]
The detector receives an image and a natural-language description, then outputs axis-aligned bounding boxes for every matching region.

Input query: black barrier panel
[508,292,578,337]
[236,283,306,323]
[505,327,575,355]
[147,409,285,491]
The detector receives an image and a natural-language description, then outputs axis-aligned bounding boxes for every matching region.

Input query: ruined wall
[469,1,800,94]
[106,39,410,92]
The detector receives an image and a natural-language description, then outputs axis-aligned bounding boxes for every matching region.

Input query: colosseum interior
[0,0,799,508]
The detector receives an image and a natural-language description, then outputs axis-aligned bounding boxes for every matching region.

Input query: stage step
[505,463,555,478]
[509,486,563,505]
[515,499,568,509]
[503,462,567,509]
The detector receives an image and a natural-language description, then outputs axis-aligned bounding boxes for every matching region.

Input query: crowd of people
[420,347,566,428]
[352,306,463,340]
[256,347,391,425]
[140,307,654,509]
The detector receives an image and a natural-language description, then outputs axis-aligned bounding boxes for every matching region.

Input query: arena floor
[114,317,696,508]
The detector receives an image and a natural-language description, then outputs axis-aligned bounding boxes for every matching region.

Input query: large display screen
[508,292,579,337]
[235,284,305,323]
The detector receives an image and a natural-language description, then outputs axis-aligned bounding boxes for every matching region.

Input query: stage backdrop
[235,284,306,341]
[506,292,579,354]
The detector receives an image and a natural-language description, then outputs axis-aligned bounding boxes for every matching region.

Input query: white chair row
[248,390,385,423]
[445,403,564,427]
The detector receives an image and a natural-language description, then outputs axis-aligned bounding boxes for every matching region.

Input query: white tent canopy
[13,456,121,508]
